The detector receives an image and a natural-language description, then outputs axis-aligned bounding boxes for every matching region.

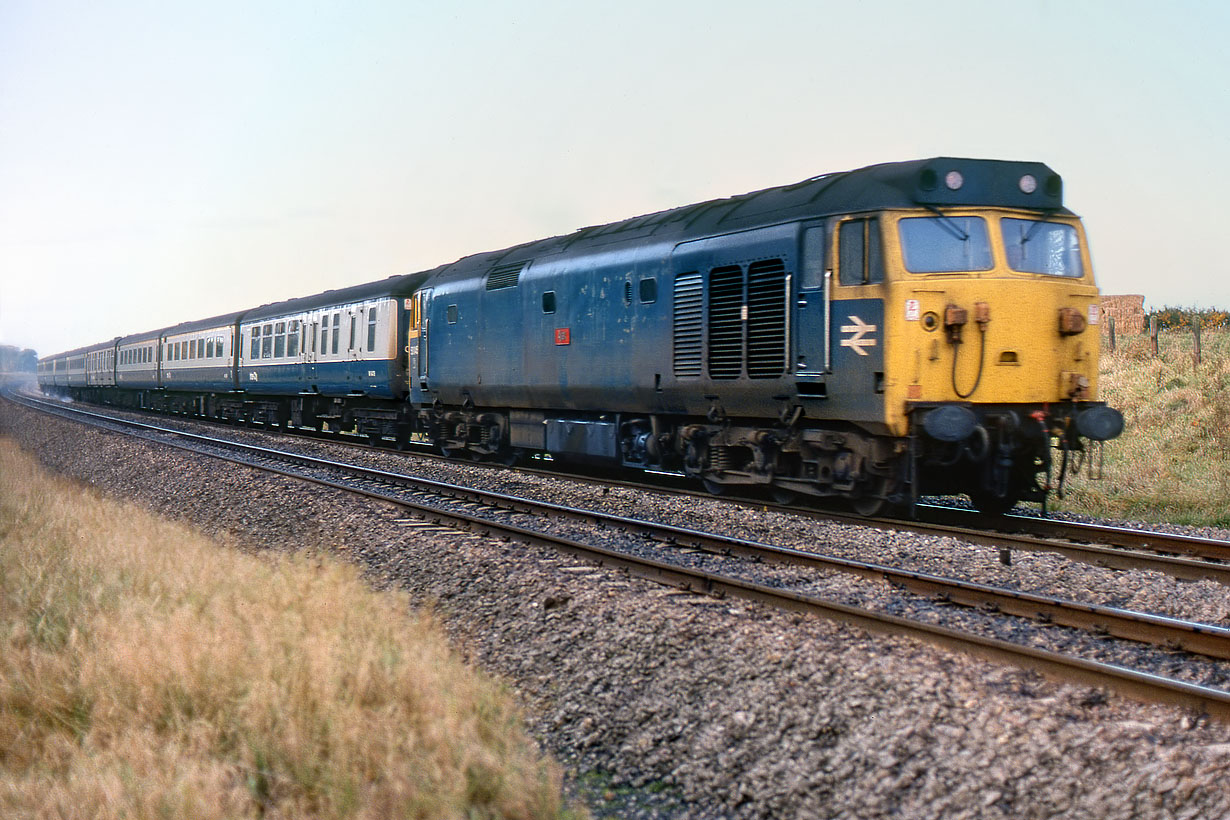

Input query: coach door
[408,289,430,398]
[306,312,319,386]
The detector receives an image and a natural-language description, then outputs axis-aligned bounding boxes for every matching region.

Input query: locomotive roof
[429,156,1070,279]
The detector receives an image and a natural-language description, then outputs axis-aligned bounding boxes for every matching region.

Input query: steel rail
[19,390,1230,583]
[917,504,1230,563]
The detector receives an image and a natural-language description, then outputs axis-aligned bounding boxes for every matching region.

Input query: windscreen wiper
[922,205,970,241]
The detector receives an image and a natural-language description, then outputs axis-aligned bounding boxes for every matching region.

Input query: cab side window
[838,218,883,286]
[801,226,826,290]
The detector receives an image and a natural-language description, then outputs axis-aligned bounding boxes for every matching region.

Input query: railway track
[14,390,1230,584]
[9,388,1230,720]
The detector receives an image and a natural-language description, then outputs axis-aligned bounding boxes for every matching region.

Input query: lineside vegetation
[1053,329,1230,526]
[0,439,580,820]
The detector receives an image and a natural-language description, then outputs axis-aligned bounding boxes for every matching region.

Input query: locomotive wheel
[850,494,886,517]
[702,477,726,496]
[849,476,890,517]
[771,488,799,506]
[968,489,1020,516]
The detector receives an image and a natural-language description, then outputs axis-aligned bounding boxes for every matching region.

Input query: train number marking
[840,315,877,356]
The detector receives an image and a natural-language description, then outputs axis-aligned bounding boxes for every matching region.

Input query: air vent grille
[485,262,524,290]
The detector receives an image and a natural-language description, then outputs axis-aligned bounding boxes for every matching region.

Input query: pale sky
[3,0,1228,357]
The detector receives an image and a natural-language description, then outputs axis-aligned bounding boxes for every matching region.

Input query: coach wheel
[702,477,726,496]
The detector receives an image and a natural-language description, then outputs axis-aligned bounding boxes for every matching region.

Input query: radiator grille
[746,259,787,379]
[707,265,744,379]
[672,272,703,377]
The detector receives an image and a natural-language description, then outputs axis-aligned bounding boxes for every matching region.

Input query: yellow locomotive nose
[872,205,1121,512]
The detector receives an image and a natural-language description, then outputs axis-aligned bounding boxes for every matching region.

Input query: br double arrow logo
[839,315,877,356]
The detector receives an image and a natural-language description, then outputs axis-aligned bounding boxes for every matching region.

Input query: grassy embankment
[0,438,580,819]
[1051,328,1230,526]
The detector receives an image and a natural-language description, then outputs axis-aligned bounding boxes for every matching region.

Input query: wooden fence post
[1108,316,1116,352]
[1150,316,1159,357]
[1193,315,1203,367]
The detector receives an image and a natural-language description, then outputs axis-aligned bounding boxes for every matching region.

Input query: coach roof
[243,272,434,322]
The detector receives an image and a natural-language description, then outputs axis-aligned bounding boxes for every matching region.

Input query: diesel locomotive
[38,157,1124,514]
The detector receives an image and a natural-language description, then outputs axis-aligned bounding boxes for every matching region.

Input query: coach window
[251,327,261,359]
[331,313,341,354]
[274,322,286,358]
[542,291,556,314]
[288,321,300,357]
[639,278,657,304]
[348,315,357,351]
[838,218,883,286]
[195,339,203,359]
[367,307,377,352]
[262,324,273,358]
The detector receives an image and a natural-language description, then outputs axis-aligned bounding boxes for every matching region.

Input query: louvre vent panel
[746,259,787,378]
[672,273,703,377]
[485,262,525,290]
[707,265,744,379]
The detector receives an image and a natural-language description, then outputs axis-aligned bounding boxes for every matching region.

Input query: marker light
[944,170,964,190]
[1019,174,1038,194]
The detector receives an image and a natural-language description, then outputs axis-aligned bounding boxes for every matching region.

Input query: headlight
[1019,174,1037,194]
[944,170,964,190]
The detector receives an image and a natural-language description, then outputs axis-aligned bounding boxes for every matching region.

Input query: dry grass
[1052,329,1230,526]
[0,438,580,819]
